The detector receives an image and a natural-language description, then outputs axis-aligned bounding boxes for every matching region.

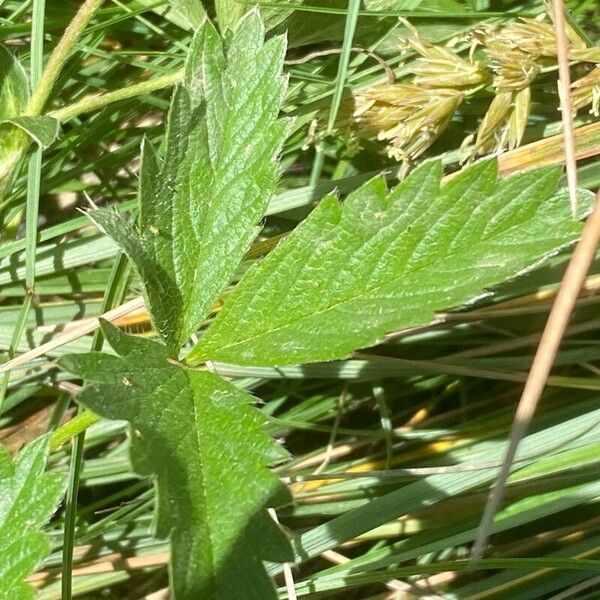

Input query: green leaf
[0,438,65,600]
[165,0,206,28]
[1,116,60,148]
[215,0,247,31]
[60,321,292,600]
[189,160,592,366]
[0,45,28,122]
[0,43,29,195]
[88,12,289,351]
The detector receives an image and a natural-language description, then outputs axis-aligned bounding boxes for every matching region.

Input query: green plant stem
[373,383,393,469]
[61,430,85,600]
[24,0,105,117]
[30,1,46,87]
[48,70,181,123]
[0,295,33,414]
[308,150,325,187]
[24,150,42,296]
[50,410,99,452]
[0,0,105,205]
[47,393,72,432]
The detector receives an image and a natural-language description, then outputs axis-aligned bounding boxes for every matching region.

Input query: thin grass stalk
[61,433,85,600]
[60,252,131,594]
[472,188,600,561]
[0,0,106,205]
[0,0,47,413]
[552,0,578,215]
[48,70,181,123]
[24,0,105,117]
[309,0,361,186]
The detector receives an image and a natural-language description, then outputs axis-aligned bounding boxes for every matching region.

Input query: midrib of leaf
[190,390,216,583]
[190,160,583,364]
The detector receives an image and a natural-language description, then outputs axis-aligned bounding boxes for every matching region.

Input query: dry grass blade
[0,296,145,373]
[551,0,578,215]
[546,575,600,600]
[471,3,592,559]
[27,550,169,586]
[268,508,297,600]
[497,120,600,173]
[471,188,600,561]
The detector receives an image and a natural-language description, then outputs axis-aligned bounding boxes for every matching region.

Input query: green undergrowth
[0,1,599,599]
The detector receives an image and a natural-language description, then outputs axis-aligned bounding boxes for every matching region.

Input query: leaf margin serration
[188,158,592,366]
[60,320,292,600]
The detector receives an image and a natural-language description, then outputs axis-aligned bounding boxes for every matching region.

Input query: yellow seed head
[572,67,600,117]
[484,17,586,60]
[407,37,490,89]
[349,85,463,162]
[475,91,514,151]
[507,86,531,149]
[485,48,540,91]
[472,88,530,156]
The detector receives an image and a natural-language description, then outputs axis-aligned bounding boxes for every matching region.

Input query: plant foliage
[89,11,289,351]
[189,160,591,365]
[54,8,596,600]
[0,438,64,600]
[61,321,291,600]
[61,12,294,600]
[0,43,29,192]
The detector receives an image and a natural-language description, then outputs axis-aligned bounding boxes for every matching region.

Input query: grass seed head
[335,16,598,163]
[507,86,531,149]
[484,17,585,60]
[571,66,600,116]
[473,86,531,156]
[474,91,517,154]
[349,84,463,162]
[485,48,540,92]
[407,36,489,90]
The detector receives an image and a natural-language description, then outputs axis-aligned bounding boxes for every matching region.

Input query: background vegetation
[0,0,599,598]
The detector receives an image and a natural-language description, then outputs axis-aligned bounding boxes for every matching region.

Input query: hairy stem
[25,0,105,117]
[49,70,181,123]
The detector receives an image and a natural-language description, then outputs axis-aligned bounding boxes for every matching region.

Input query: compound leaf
[0,438,65,600]
[89,11,289,351]
[189,159,592,366]
[60,321,291,600]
